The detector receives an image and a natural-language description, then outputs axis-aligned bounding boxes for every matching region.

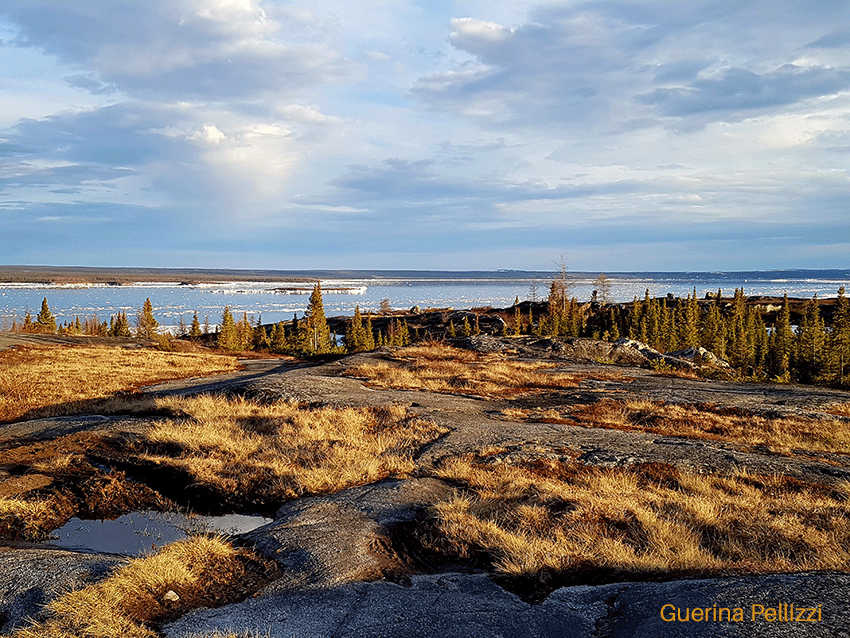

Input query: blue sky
[1,0,849,271]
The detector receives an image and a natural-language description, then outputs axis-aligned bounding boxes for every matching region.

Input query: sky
[1,0,849,272]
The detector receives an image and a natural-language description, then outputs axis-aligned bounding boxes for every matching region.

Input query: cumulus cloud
[2,0,352,100]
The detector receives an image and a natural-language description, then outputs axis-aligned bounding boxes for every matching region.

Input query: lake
[2,269,849,330]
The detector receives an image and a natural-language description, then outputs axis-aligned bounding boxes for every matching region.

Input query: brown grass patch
[0,496,71,540]
[828,402,850,418]
[5,535,277,638]
[0,345,238,424]
[344,342,583,398]
[566,399,850,454]
[430,455,850,595]
[138,394,448,504]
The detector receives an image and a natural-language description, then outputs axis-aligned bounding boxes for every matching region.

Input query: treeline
[7,284,416,356]
[533,283,850,384]
[217,285,417,356]
[8,297,163,340]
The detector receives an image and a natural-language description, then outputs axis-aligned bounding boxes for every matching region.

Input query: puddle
[50,510,273,555]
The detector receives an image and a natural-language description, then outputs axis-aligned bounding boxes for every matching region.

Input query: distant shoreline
[1,265,847,286]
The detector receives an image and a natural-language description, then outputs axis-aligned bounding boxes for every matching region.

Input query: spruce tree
[678,292,700,349]
[218,306,240,351]
[769,294,794,379]
[796,295,826,382]
[830,287,850,382]
[512,305,523,336]
[254,317,270,350]
[461,316,472,337]
[36,298,56,333]
[190,312,202,338]
[608,308,621,341]
[304,283,332,354]
[363,314,375,351]
[748,307,768,375]
[136,298,159,339]
[627,296,642,340]
[271,322,288,353]
[237,311,253,350]
[345,306,368,352]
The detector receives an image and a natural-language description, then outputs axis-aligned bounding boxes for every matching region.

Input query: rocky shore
[2,335,850,637]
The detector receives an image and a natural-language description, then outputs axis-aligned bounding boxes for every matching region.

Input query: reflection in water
[50,510,272,555]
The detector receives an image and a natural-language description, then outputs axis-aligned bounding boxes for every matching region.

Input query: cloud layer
[1,0,849,270]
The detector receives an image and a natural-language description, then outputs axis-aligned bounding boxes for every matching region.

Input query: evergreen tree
[304,283,332,354]
[447,320,457,338]
[512,305,523,336]
[395,319,410,346]
[254,316,270,350]
[190,312,202,338]
[608,308,621,341]
[363,314,375,351]
[36,298,56,333]
[110,311,131,337]
[645,295,660,349]
[830,287,850,382]
[271,321,288,353]
[135,298,159,339]
[627,296,642,340]
[677,292,700,349]
[461,316,472,337]
[218,306,240,351]
[748,307,768,375]
[796,295,826,382]
[769,294,794,379]
[236,311,253,350]
[345,306,369,352]
[23,313,33,332]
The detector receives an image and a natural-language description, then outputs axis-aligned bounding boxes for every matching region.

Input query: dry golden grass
[6,536,271,638]
[344,342,583,398]
[140,394,448,500]
[567,399,850,454]
[0,345,238,423]
[829,402,850,417]
[432,455,850,581]
[0,496,68,540]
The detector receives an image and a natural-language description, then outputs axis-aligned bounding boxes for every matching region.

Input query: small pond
[50,510,273,555]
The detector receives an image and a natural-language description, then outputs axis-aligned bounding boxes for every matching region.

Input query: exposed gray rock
[451,335,509,352]
[667,345,733,369]
[163,571,850,638]
[0,548,121,633]
[0,415,149,447]
[244,478,456,592]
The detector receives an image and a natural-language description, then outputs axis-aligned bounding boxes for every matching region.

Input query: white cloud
[190,124,227,145]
